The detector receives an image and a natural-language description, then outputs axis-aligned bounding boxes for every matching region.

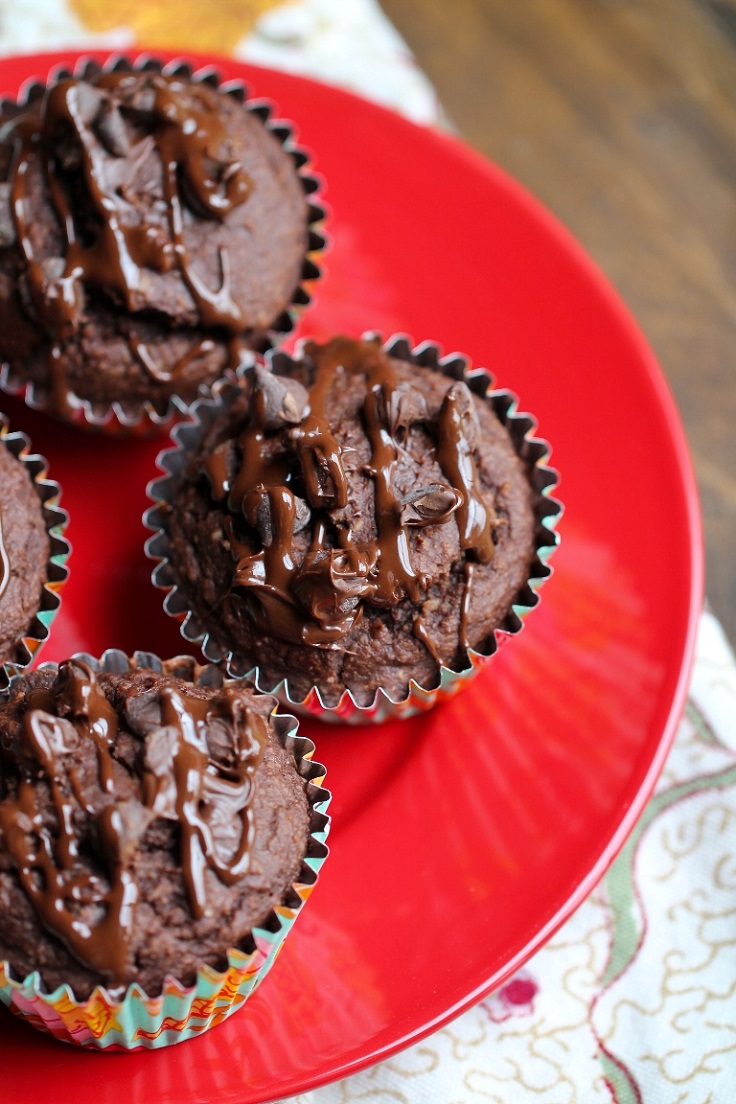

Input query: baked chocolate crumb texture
[0,56,326,433]
[146,334,562,723]
[0,650,330,1049]
[0,412,70,683]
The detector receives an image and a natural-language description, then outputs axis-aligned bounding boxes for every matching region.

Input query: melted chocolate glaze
[0,660,267,987]
[201,336,496,656]
[0,68,305,414]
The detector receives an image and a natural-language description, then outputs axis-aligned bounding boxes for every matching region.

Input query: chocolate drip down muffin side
[0,658,314,999]
[158,335,555,709]
[0,62,314,420]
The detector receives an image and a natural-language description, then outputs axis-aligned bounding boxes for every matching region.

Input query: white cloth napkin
[0,2,731,1098]
[286,607,736,1103]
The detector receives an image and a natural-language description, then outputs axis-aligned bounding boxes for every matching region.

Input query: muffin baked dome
[0,59,320,423]
[0,656,317,1000]
[149,334,560,712]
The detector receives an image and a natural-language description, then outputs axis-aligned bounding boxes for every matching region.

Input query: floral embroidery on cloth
[288,611,736,1102]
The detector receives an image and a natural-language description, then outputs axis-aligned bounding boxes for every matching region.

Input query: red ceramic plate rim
[0,50,704,1101]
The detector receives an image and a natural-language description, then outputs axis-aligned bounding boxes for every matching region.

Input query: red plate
[0,52,703,1102]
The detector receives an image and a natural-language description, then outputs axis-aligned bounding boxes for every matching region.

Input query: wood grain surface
[382,0,736,643]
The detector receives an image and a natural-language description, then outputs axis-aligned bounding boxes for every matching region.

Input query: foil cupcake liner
[0,54,327,436]
[0,412,70,689]
[0,649,331,1049]
[145,333,562,724]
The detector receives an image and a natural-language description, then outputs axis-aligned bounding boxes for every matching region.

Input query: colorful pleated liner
[0,650,331,1050]
[0,880,321,1050]
[146,332,563,724]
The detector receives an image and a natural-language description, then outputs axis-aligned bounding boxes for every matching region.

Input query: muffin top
[0,658,311,998]
[0,66,310,412]
[0,439,50,664]
[164,335,538,705]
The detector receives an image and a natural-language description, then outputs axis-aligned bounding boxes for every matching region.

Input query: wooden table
[382,0,736,644]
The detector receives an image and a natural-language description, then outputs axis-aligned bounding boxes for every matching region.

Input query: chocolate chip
[443,381,481,449]
[400,483,462,527]
[203,715,238,767]
[252,364,310,432]
[124,687,163,735]
[286,416,348,509]
[243,486,311,546]
[71,80,105,126]
[375,383,428,441]
[293,495,311,534]
[143,726,179,806]
[291,442,338,508]
[292,547,375,628]
[94,100,131,157]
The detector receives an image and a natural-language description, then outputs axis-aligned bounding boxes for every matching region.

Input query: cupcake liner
[0,54,327,436]
[0,649,330,1049]
[145,333,562,724]
[0,413,70,689]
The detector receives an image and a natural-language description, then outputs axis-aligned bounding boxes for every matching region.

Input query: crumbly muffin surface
[166,336,538,705]
[0,68,309,413]
[0,661,310,998]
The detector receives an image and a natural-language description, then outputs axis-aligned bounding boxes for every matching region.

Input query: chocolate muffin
[0,58,323,427]
[148,335,561,714]
[0,653,327,1000]
[0,441,50,662]
[0,419,69,673]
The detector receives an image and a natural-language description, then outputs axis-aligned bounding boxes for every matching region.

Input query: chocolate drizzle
[131,334,217,384]
[141,683,266,919]
[437,384,496,563]
[0,68,269,412]
[0,660,267,986]
[203,336,496,658]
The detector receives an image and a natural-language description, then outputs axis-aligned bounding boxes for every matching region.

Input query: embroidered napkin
[289,607,736,1103]
[0,2,731,1099]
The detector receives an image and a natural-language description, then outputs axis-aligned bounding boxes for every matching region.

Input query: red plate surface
[0,52,703,1102]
